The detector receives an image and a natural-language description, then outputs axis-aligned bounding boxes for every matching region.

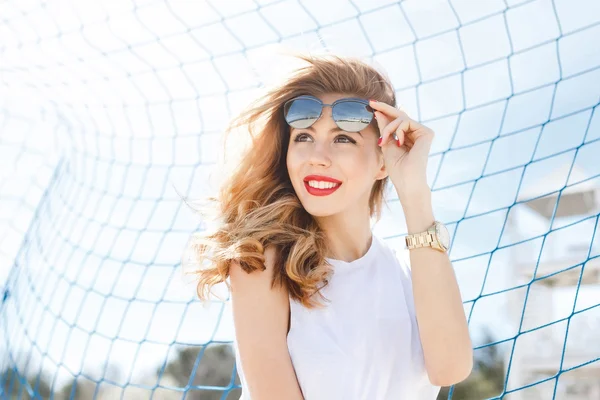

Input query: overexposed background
[1,0,599,398]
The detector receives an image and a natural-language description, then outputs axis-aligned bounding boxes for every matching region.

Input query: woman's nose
[307,140,332,167]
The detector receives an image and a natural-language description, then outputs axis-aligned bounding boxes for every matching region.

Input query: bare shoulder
[229,244,284,293]
[229,244,288,330]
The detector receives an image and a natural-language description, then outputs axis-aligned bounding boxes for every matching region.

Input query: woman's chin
[300,202,340,218]
[307,211,335,218]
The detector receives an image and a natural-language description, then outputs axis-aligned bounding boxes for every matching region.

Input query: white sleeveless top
[233,234,441,399]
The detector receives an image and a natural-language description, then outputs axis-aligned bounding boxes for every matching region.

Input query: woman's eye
[294,133,311,142]
[335,135,355,144]
[293,134,355,144]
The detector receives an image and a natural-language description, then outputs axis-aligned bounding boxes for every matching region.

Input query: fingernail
[377,137,382,145]
[397,139,402,147]
[369,99,377,103]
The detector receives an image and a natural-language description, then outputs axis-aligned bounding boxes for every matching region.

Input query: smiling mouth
[303,181,342,197]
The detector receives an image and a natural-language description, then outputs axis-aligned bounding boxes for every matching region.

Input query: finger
[395,119,412,147]
[374,110,391,144]
[379,115,404,147]
[369,100,406,119]
[369,100,425,131]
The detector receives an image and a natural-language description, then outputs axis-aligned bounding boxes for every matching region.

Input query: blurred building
[506,163,600,399]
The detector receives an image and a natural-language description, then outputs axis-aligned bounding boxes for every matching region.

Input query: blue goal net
[1,0,599,399]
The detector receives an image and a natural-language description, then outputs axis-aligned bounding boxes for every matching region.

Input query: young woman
[189,54,473,399]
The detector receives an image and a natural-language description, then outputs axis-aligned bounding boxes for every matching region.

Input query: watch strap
[405,231,436,249]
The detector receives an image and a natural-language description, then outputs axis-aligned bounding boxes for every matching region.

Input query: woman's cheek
[286,149,306,178]
[339,148,367,164]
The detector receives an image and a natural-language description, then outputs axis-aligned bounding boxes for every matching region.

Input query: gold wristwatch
[405,220,450,253]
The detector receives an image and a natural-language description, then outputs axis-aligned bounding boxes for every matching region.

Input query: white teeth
[307,180,339,189]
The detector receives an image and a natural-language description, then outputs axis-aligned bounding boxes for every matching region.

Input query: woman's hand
[370,100,434,195]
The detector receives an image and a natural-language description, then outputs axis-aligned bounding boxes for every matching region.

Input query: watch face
[435,222,450,250]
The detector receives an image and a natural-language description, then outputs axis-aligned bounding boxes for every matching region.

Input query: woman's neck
[317,213,373,262]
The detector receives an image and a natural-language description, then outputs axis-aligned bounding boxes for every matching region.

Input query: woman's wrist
[397,187,435,234]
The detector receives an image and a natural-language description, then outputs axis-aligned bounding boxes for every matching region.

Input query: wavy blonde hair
[185,54,397,309]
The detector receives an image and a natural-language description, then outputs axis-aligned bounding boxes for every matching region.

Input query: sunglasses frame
[283,95,375,133]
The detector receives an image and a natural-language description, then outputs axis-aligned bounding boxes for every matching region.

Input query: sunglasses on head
[283,95,375,133]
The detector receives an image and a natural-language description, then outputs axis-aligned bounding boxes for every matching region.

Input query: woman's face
[286,92,387,217]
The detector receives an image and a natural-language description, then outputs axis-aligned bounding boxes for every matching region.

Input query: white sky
[1,0,599,391]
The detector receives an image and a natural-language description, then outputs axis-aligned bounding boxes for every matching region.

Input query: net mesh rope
[1,0,599,399]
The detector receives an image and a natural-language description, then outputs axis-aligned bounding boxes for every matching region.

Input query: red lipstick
[303,175,342,197]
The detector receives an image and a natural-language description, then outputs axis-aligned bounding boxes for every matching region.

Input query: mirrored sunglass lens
[284,98,322,129]
[332,101,374,132]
